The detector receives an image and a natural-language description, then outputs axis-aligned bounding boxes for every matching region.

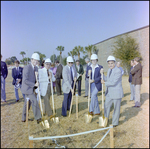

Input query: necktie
[47,69,50,82]
[70,67,73,81]
[17,67,19,76]
[109,69,112,77]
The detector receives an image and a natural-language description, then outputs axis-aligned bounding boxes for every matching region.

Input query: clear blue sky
[1,1,149,61]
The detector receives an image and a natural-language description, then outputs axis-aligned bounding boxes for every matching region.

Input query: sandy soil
[1,70,149,148]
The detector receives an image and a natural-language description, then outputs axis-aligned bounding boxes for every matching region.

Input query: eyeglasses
[69,62,73,64]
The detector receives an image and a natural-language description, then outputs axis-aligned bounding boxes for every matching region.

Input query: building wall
[94,26,149,77]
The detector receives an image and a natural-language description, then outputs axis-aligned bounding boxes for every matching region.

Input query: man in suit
[84,57,91,98]
[61,56,77,117]
[1,54,8,102]
[12,60,25,102]
[55,60,63,96]
[74,60,84,96]
[38,58,56,119]
[101,55,124,127]
[131,57,142,107]
[128,60,135,101]
[21,53,42,124]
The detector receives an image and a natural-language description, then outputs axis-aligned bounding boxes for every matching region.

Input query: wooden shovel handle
[50,77,55,115]
[69,79,76,117]
[88,70,92,111]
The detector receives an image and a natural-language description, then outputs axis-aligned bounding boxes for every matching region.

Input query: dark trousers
[56,79,62,95]
[62,81,74,116]
[74,80,81,96]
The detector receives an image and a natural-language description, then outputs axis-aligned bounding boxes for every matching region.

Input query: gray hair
[85,57,90,62]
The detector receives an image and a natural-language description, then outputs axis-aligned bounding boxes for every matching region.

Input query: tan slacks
[42,84,53,116]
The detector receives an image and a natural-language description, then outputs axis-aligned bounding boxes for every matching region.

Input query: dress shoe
[22,120,26,122]
[83,96,88,97]
[16,100,19,102]
[113,125,118,127]
[61,114,67,117]
[88,111,93,116]
[50,115,55,120]
[37,118,43,124]
[94,113,100,115]
[132,106,140,108]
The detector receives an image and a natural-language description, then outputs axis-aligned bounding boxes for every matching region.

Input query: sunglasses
[69,62,73,64]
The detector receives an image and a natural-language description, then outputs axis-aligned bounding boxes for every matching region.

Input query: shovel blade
[52,117,59,124]
[99,116,108,127]
[85,114,92,123]
[44,120,50,128]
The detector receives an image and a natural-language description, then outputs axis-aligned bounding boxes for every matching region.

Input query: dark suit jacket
[1,61,8,79]
[12,67,23,85]
[21,64,38,95]
[131,63,142,85]
[55,64,63,79]
[75,64,84,80]
[128,66,133,83]
[88,64,103,91]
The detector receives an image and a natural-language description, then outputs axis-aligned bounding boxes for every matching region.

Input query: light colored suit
[38,68,56,96]
[38,67,56,116]
[21,64,41,121]
[61,64,77,116]
[103,65,124,125]
[62,65,77,94]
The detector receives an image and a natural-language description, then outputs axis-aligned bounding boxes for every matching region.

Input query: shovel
[85,70,92,123]
[50,75,59,124]
[69,79,76,117]
[99,70,108,127]
[35,72,50,128]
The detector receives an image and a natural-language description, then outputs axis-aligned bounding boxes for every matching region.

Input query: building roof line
[93,25,149,45]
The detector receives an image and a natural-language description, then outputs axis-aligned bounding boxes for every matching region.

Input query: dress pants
[14,85,25,101]
[134,85,141,106]
[85,78,89,96]
[89,83,100,114]
[1,76,6,101]
[74,80,81,96]
[42,84,53,116]
[104,93,121,125]
[62,81,74,116]
[129,83,135,101]
[22,93,42,121]
[56,79,62,95]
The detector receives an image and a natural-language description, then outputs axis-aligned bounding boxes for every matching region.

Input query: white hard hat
[31,53,40,60]
[67,56,74,62]
[45,58,51,63]
[107,55,116,62]
[91,54,98,60]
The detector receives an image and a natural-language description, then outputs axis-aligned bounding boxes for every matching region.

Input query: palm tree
[68,50,76,62]
[73,46,84,60]
[20,51,26,59]
[92,45,99,54]
[56,46,64,64]
[84,45,97,57]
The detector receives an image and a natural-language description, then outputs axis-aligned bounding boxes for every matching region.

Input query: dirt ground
[1,70,149,148]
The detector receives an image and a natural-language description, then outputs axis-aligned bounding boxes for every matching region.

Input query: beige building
[94,25,149,77]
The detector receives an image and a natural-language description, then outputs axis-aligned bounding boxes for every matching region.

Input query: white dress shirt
[90,64,99,80]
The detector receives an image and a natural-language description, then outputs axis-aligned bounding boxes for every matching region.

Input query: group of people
[1,52,142,127]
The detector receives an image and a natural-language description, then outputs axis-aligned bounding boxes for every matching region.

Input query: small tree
[50,54,56,63]
[10,56,17,63]
[112,35,142,75]
[84,45,96,57]
[5,58,12,65]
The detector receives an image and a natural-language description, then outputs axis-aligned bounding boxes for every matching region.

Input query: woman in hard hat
[88,54,103,116]
[61,56,77,117]
[38,58,56,119]
[101,55,124,127]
